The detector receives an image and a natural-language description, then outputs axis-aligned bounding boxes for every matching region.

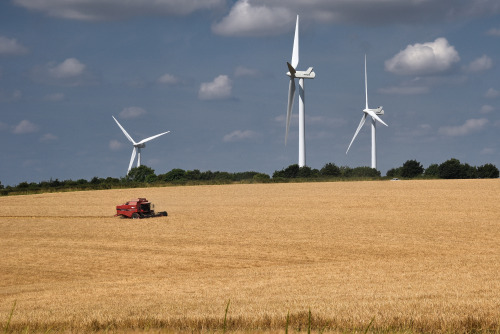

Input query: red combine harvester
[115,198,167,219]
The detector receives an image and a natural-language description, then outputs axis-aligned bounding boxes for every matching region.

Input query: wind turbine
[285,14,315,167]
[346,55,388,169]
[112,116,170,174]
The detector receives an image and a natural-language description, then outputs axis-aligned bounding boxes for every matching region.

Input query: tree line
[1,158,497,195]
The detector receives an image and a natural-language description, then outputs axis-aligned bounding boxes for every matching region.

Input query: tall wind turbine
[285,15,315,167]
[346,55,388,169]
[112,116,170,174]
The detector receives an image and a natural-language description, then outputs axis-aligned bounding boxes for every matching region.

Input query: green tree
[339,166,353,178]
[185,169,201,180]
[159,168,186,182]
[424,164,439,178]
[0,180,3,190]
[253,173,271,182]
[401,160,424,178]
[127,165,156,182]
[477,163,499,178]
[320,163,341,177]
[438,158,462,179]
[351,167,380,177]
[386,167,402,178]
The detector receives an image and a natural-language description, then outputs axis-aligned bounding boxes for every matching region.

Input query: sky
[1,0,499,186]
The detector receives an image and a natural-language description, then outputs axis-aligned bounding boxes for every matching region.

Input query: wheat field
[1,179,500,333]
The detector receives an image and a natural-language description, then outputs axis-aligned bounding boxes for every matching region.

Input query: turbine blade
[346,114,367,154]
[128,147,137,174]
[286,77,296,145]
[291,15,299,69]
[287,62,296,75]
[365,54,368,110]
[112,116,136,145]
[365,109,388,127]
[137,131,170,145]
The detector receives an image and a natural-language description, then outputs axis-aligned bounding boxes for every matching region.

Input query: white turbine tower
[285,15,315,167]
[112,116,170,174]
[346,55,388,169]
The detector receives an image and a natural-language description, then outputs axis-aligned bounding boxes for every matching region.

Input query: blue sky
[1,0,499,185]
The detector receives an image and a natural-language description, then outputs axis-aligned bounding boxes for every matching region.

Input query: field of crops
[1,179,499,333]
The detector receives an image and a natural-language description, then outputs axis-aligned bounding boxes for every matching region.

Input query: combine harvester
[115,198,167,219]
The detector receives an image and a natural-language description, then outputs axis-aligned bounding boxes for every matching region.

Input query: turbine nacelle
[363,106,384,115]
[135,143,146,149]
[287,65,316,79]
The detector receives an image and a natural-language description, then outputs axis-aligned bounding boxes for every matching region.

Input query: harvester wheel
[132,213,140,219]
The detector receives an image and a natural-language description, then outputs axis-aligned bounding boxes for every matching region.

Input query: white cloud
[480,105,495,114]
[109,139,123,150]
[119,106,146,119]
[385,38,460,75]
[13,120,39,134]
[438,118,488,136]
[464,55,493,73]
[48,58,86,79]
[234,66,259,77]
[480,147,495,154]
[212,0,293,37]
[44,93,65,101]
[0,36,28,55]
[199,75,232,100]
[484,88,500,98]
[486,28,500,36]
[379,85,429,95]
[13,0,225,21]
[39,133,58,142]
[0,89,22,102]
[214,0,500,34]
[223,130,259,142]
[157,73,179,85]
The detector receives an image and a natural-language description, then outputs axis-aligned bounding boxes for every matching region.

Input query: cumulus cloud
[480,105,495,114]
[199,75,232,100]
[486,28,500,36]
[464,55,493,73]
[13,120,39,134]
[13,0,225,21]
[438,118,488,136]
[119,106,146,119]
[109,139,123,150]
[484,88,500,98]
[157,73,180,85]
[48,58,86,79]
[223,130,259,142]
[32,58,92,86]
[44,93,65,101]
[379,85,429,95]
[0,36,28,55]
[212,0,293,37]
[39,133,58,142]
[385,38,460,76]
[214,0,500,34]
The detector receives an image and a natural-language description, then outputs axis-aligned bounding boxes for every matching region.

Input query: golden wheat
[1,180,499,333]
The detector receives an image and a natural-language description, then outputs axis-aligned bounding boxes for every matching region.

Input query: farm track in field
[1,180,499,333]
